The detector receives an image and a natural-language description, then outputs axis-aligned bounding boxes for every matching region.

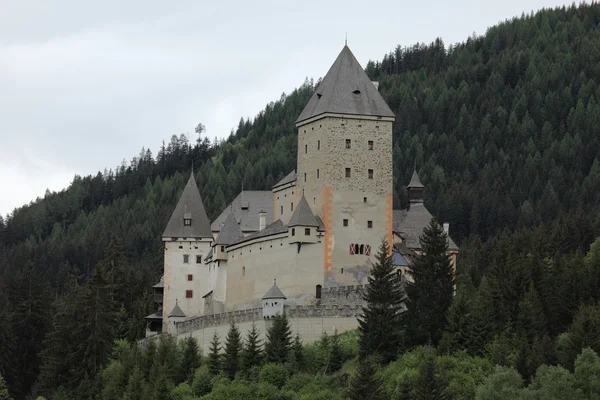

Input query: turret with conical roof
[163,171,212,239]
[288,194,319,244]
[213,213,244,260]
[407,169,425,206]
[262,280,286,319]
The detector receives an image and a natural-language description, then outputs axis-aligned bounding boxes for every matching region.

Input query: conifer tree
[122,367,149,400]
[412,354,449,400]
[265,314,292,364]
[208,332,221,375]
[405,219,454,346]
[358,240,404,363]
[242,323,262,371]
[223,321,242,379]
[0,306,16,398]
[347,357,386,400]
[328,330,343,373]
[177,337,201,383]
[0,374,13,400]
[291,334,304,371]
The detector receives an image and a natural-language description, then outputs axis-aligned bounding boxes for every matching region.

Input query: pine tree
[242,323,262,371]
[208,332,222,375]
[177,337,201,383]
[223,321,242,379]
[412,354,449,400]
[265,314,292,364]
[347,357,386,400]
[358,240,404,363]
[0,305,16,398]
[405,219,455,346]
[0,374,13,400]
[122,367,149,400]
[329,330,343,373]
[291,334,304,371]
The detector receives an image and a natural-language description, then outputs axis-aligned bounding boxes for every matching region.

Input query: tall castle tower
[295,45,396,286]
[161,172,213,331]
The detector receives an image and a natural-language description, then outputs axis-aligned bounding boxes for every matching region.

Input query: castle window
[364,197,367,202]
[304,173,307,182]
[314,197,316,204]
[242,266,245,277]
[291,202,294,211]
[341,268,344,274]
[179,245,183,249]
[317,169,320,179]
[183,254,189,263]
[343,219,348,227]
[345,168,351,178]
[318,140,320,150]
[305,228,310,235]
[305,144,307,154]
[184,218,191,226]
[345,139,351,149]
[368,221,373,229]
[359,244,364,255]
[368,140,374,150]
[292,228,296,236]
[186,290,193,298]
[281,205,283,215]
[316,285,322,299]
[368,169,374,179]
[196,255,202,263]
[220,246,225,252]
[187,274,193,281]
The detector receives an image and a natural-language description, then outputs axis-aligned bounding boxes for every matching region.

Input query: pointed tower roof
[296,45,395,124]
[288,194,319,227]
[168,301,186,318]
[214,213,244,246]
[406,169,425,189]
[162,171,212,238]
[262,281,286,300]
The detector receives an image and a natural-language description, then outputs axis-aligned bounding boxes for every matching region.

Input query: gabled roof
[288,194,319,227]
[214,213,244,246]
[273,170,297,189]
[296,45,395,124]
[168,302,186,318]
[262,282,286,299]
[393,204,459,251]
[211,191,273,233]
[152,276,164,289]
[407,169,425,189]
[162,172,212,238]
[230,220,288,247]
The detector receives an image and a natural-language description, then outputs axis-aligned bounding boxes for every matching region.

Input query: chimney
[259,210,266,232]
[443,223,449,236]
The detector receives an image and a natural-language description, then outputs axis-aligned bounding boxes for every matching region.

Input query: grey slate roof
[211,191,273,233]
[273,170,297,189]
[407,169,425,189]
[296,45,395,124]
[144,311,163,320]
[152,277,164,289]
[214,213,245,245]
[288,194,319,227]
[168,302,186,318]
[230,220,288,247]
[162,172,212,239]
[315,215,325,232]
[262,282,286,299]
[393,204,459,251]
[392,251,410,267]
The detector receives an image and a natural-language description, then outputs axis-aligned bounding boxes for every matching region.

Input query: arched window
[242,266,245,277]
[359,244,364,255]
[316,284,322,299]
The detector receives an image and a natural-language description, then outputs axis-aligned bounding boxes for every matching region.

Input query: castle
[144,45,458,348]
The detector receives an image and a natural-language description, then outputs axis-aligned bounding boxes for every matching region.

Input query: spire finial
[345,32,347,46]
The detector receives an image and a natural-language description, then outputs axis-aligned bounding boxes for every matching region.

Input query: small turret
[213,213,244,261]
[262,280,286,319]
[288,194,319,244]
[167,300,186,334]
[406,169,425,208]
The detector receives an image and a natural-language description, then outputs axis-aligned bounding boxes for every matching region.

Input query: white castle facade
[145,45,458,350]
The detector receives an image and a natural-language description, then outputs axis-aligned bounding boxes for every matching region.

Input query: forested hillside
[2,3,600,399]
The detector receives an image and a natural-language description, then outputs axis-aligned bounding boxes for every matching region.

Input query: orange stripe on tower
[323,186,333,270]
[386,194,393,255]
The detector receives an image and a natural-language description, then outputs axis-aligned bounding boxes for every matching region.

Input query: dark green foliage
[347,358,386,400]
[223,321,242,379]
[559,304,600,370]
[358,240,404,364]
[0,375,12,400]
[328,330,343,373]
[242,323,262,371]
[122,367,149,400]
[264,314,292,364]
[412,354,449,400]
[191,366,213,397]
[405,220,455,347]
[208,332,222,375]
[291,334,304,371]
[177,337,201,383]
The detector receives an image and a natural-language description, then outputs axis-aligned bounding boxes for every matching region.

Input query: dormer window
[184,218,191,226]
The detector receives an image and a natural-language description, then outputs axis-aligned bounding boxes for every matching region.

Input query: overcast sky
[0,0,573,217]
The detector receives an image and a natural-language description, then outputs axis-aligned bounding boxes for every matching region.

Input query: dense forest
[2,2,600,399]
